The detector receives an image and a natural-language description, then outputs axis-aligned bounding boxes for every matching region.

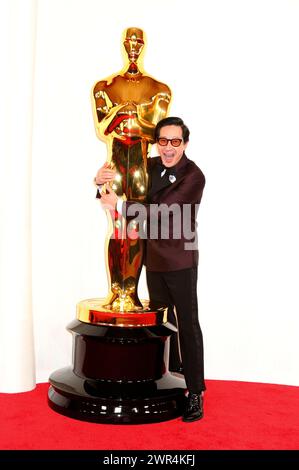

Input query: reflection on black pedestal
[48,320,186,424]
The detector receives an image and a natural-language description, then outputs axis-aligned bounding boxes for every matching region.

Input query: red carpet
[0,380,298,450]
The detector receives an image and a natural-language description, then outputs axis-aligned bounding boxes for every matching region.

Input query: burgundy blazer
[123,153,205,272]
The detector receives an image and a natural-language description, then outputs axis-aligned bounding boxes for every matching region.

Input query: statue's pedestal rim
[76,298,167,327]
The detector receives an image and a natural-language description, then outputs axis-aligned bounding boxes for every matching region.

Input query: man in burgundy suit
[96,117,206,422]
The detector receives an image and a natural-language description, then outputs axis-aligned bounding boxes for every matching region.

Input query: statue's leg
[103,207,143,310]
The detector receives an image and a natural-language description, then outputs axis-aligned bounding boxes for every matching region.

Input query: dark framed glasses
[157,138,183,147]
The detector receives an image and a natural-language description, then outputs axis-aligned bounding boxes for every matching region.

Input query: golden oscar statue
[48,28,186,424]
[92,27,171,312]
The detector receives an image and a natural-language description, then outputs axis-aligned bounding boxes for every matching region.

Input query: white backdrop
[1,0,299,391]
[0,0,37,392]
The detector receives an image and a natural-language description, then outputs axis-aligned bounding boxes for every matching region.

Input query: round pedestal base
[48,318,186,424]
[48,367,186,424]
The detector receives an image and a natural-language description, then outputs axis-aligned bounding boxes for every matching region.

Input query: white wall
[32,0,299,386]
[0,0,37,392]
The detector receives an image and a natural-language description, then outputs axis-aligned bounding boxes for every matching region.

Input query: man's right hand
[94,162,116,185]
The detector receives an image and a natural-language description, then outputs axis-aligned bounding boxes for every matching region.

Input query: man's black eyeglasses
[157,138,183,147]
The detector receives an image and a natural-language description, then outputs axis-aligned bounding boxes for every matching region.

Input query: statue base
[48,300,186,424]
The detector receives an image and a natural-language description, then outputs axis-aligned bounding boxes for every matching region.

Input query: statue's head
[122,27,145,63]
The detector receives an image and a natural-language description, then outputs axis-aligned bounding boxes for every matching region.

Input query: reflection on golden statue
[91,27,171,311]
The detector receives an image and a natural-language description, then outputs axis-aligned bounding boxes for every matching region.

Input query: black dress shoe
[182,393,204,422]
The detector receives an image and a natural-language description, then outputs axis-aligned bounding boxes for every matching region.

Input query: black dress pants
[146,267,206,393]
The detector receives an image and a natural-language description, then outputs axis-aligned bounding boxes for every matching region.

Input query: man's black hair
[154,116,190,143]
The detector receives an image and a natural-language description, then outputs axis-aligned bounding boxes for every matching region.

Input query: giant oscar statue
[92,27,171,312]
[48,28,186,424]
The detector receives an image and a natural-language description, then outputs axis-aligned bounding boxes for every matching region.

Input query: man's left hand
[100,184,118,211]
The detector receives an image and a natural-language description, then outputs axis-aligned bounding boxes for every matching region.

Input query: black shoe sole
[182,413,203,423]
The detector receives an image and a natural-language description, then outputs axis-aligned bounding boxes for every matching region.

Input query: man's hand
[94,162,116,185]
[100,184,118,211]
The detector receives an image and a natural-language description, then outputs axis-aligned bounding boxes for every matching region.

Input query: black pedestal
[48,320,186,424]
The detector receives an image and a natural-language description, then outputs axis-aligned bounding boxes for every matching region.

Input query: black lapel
[148,162,173,199]
[148,153,189,200]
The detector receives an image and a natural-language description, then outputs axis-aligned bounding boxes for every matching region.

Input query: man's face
[157,125,188,168]
[124,33,144,62]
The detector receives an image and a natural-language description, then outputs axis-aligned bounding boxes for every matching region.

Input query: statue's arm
[137,92,171,137]
[92,83,128,140]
